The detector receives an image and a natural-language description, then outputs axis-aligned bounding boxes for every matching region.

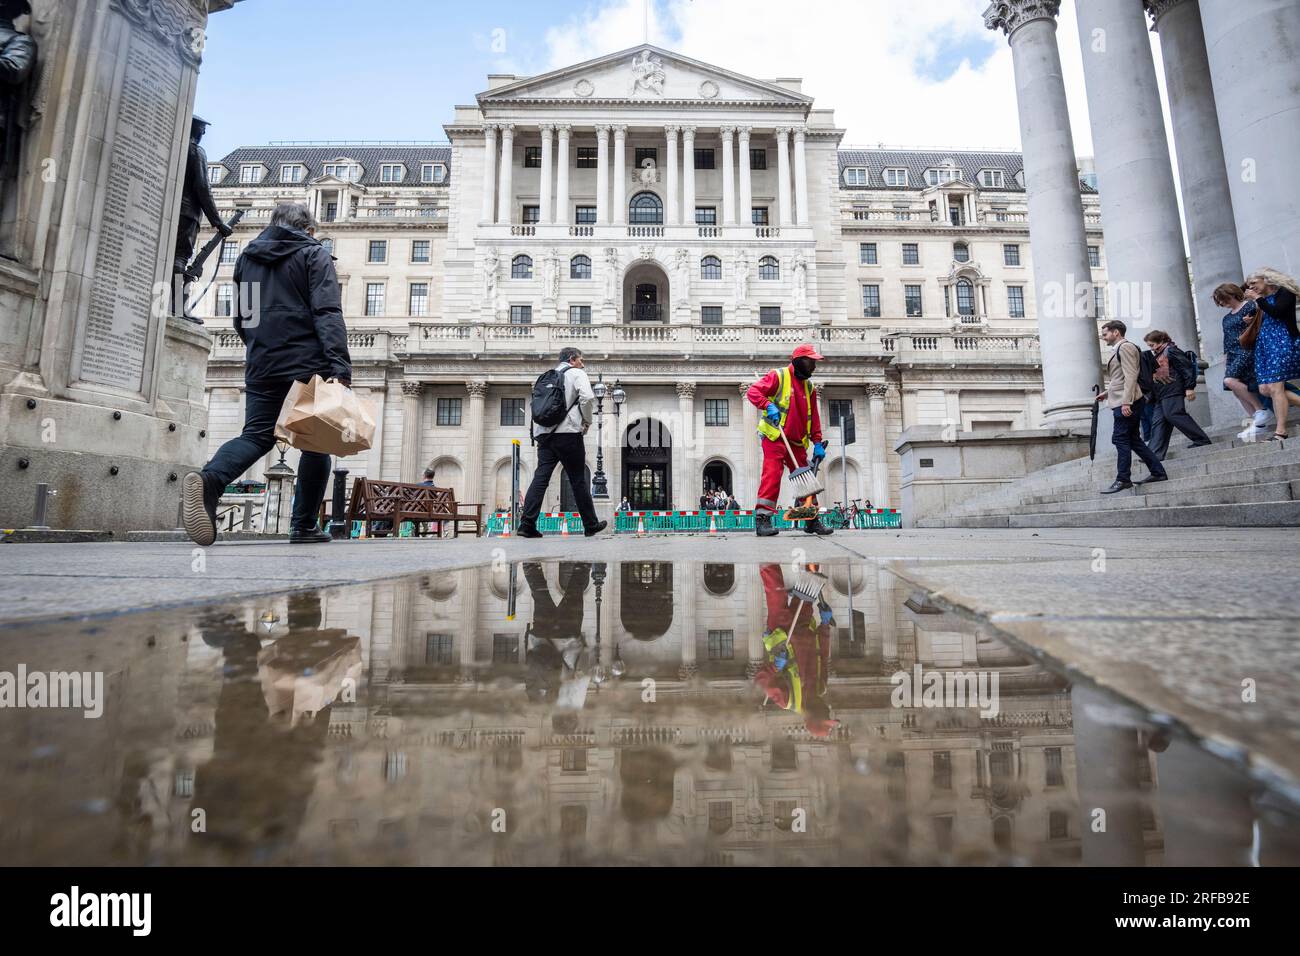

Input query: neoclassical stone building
[199,45,1108,514]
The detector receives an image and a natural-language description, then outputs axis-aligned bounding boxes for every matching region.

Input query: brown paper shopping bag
[275,375,376,457]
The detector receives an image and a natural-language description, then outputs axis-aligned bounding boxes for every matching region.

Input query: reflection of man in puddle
[192,593,357,859]
[522,562,590,705]
[752,564,838,737]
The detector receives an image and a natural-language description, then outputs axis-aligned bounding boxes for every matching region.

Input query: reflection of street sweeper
[752,563,839,738]
[745,345,832,537]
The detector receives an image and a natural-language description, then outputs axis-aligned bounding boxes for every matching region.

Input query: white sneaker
[1254,409,1276,427]
[1238,426,1259,442]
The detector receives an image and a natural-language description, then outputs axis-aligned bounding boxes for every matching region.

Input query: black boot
[289,523,332,543]
[755,513,779,537]
[803,518,834,536]
[182,470,221,547]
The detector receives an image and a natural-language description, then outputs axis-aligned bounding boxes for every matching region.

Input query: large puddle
[1,559,1296,866]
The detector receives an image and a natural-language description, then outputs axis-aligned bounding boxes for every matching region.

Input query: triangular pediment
[478,44,812,107]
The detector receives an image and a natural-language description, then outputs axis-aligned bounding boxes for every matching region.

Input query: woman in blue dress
[1213,283,1269,428]
[1243,268,1300,441]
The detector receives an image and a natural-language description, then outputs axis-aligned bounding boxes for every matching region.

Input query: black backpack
[1127,342,1157,397]
[529,366,578,436]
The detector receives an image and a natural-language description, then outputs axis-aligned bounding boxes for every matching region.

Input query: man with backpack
[517,347,608,538]
[1097,320,1167,494]
[1142,329,1213,460]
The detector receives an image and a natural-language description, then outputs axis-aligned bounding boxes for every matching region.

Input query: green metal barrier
[486,509,901,535]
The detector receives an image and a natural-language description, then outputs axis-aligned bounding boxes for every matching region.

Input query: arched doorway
[702,459,733,500]
[560,464,592,513]
[623,418,671,510]
[620,561,673,639]
[623,259,669,323]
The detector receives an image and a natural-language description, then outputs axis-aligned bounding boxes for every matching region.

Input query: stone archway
[622,259,670,323]
[623,418,672,510]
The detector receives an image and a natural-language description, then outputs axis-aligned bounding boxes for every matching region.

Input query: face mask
[792,358,816,380]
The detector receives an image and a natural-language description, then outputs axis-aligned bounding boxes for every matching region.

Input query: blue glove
[812,442,826,461]
[765,402,781,425]
[773,650,789,672]
[819,608,834,626]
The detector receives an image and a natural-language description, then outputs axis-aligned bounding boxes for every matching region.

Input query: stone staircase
[918,420,1300,528]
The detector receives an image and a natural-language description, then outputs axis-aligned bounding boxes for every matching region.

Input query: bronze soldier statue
[174,115,231,317]
[0,0,36,234]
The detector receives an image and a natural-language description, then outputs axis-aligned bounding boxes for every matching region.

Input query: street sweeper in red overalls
[745,344,832,537]
[751,563,839,738]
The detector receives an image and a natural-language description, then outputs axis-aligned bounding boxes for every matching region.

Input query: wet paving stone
[1,559,1296,866]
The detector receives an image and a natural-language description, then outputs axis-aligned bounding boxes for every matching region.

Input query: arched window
[953,242,970,263]
[956,278,975,315]
[570,254,591,279]
[703,564,735,596]
[629,191,663,225]
[758,255,779,280]
[700,255,722,280]
[511,254,532,279]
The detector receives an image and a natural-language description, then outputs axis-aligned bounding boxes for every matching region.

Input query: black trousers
[1111,398,1167,483]
[1148,394,1211,459]
[204,377,332,532]
[520,432,599,530]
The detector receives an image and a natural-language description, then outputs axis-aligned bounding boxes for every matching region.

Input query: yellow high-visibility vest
[756,367,814,447]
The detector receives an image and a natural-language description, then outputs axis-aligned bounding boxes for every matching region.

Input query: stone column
[745,567,766,679]
[775,126,793,227]
[386,577,415,682]
[611,125,628,226]
[793,126,810,227]
[465,380,487,506]
[985,1,1097,427]
[399,381,424,483]
[681,126,697,226]
[677,563,697,681]
[720,126,737,226]
[866,383,889,506]
[739,382,758,502]
[676,382,696,509]
[1199,0,1300,271]
[1072,684,1148,865]
[458,566,481,681]
[595,125,611,225]
[538,124,554,225]
[737,126,753,229]
[665,125,680,226]
[876,566,898,667]
[480,123,498,223]
[555,125,572,226]
[495,123,515,225]
[1074,0,1198,351]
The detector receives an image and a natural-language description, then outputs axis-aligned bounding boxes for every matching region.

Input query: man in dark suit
[1143,330,1212,460]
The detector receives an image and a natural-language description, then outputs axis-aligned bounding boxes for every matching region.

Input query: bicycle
[825,501,847,529]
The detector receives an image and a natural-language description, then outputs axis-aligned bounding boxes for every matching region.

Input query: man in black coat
[174,116,231,312]
[183,203,351,547]
[1143,329,1212,460]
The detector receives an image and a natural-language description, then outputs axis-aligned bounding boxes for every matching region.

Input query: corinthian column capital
[983,0,1061,39]
[401,381,424,398]
[466,380,489,399]
[676,381,696,399]
[1143,0,1189,30]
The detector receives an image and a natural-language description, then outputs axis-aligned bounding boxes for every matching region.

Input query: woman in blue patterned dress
[1213,282,1269,429]
[1243,268,1300,441]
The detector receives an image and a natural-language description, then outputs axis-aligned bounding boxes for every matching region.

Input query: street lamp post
[591,376,627,501]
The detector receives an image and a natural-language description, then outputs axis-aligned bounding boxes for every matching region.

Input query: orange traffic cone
[561,514,570,537]
[708,514,718,535]
[637,515,646,537]
[500,514,511,538]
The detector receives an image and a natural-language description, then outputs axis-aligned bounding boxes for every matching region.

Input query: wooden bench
[345,478,484,538]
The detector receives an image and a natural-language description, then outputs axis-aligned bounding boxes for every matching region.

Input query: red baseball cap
[792,344,825,361]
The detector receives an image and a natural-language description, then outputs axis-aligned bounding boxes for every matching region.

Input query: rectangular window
[492,633,518,663]
[860,242,877,265]
[569,304,591,324]
[902,243,919,265]
[749,148,767,170]
[707,628,734,660]
[884,167,908,187]
[522,205,540,224]
[829,399,854,426]
[694,207,717,225]
[980,169,1004,188]
[933,752,953,791]
[510,304,532,325]
[893,204,912,221]
[1045,747,1064,787]
[694,147,715,170]
[576,147,598,168]
[410,239,430,263]
[704,399,729,427]
[759,306,781,326]
[1094,285,1106,318]
[376,202,396,218]
[1008,285,1025,318]
[380,164,404,183]
[862,284,881,317]
[408,282,429,317]
[905,284,923,317]
[709,801,733,834]
[220,240,238,265]
[634,147,657,167]
[500,397,525,427]
[207,165,224,184]
[367,240,387,263]
[422,163,444,183]
[843,167,867,186]
[575,205,596,224]
[425,633,453,665]
[751,206,770,225]
[215,283,234,317]
[365,283,385,316]
[239,164,262,184]
[436,397,462,426]
[561,749,586,772]
[279,164,303,183]
[1003,243,1021,266]
[1049,811,1069,840]
[701,305,722,325]
[1088,245,1101,268]
[523,146,541,168]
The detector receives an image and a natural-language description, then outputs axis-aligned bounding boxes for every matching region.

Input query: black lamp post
[591,377,626,500]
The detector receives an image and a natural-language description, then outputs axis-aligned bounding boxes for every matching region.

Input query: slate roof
[210,146,452,187]
[837,148,1095,194]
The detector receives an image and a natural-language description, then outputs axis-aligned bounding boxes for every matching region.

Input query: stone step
[1024,464,1300,506]
[921,500,1300,529]
[961,480,1297,517]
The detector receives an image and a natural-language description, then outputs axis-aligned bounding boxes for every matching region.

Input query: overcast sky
[196,0,1172,164]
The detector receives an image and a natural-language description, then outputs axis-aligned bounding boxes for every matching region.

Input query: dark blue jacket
[233,225,351,385]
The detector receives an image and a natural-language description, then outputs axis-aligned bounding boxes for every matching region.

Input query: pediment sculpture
[629,51,665,97]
